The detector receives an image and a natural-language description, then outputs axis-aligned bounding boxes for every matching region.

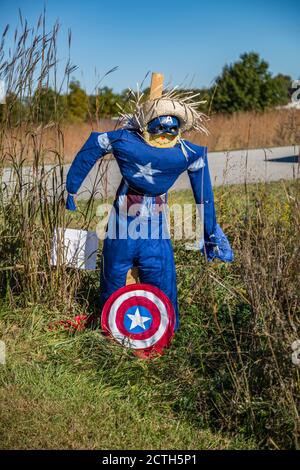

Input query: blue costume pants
[100,217,179,330]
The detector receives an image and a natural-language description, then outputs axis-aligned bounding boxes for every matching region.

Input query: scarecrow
[65,73,233,355]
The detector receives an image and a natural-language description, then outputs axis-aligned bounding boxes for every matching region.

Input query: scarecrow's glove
[66,193,77,211]
[201,224,234,262]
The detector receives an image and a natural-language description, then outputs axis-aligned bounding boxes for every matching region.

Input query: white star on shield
[133,162,161,184]
[127,307,151,330]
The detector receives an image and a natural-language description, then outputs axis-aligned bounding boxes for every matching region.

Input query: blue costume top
[66,129,233,262]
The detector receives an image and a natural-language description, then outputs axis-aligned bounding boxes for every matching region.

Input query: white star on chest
[133,162,161,184]
[127,307,151,330]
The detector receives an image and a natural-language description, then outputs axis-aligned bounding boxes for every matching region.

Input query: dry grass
[189,108,300,151]
[2,109,300,166]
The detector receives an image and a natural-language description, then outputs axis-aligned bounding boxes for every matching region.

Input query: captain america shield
[101,284,176,356]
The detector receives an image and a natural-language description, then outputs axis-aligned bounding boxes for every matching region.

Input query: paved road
[2,145,299,200]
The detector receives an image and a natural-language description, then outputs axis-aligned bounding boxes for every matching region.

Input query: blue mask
[147,116,180,136]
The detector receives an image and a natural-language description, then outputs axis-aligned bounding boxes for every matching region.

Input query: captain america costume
[66,128,233,330]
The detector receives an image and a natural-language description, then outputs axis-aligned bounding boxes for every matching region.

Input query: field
[0,15,299,451]
[2,109,300,165]
[0,181,299,450]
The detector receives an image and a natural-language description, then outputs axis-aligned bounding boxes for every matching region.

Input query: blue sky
[1,0,299,93]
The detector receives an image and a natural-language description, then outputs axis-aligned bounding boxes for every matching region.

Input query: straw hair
[118,86,209,134]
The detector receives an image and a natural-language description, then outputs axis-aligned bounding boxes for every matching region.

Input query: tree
[89,87,121,119]
[211,52,292,113]
[32,86,65,123]
[66,80,89,122]
[270,74,292,106]
[0,92,24,125]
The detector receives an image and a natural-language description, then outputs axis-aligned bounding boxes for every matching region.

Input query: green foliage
[0,53,293,124]
[31,86,66,123]
[211,52,292,113]
[66,80,89,123]
[271,73,293,106]
[89,86,121,119]
[0,92,24,125]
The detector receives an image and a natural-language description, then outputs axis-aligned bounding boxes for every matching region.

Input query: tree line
[0,52,294,125]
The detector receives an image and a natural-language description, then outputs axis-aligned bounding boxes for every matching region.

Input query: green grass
[0,304,255,450]
[0,180,299,449]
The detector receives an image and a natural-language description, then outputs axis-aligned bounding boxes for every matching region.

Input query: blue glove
[201,224,234,262]
[66,193,77,211]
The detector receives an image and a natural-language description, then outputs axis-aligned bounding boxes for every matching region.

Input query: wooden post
[126,267,139,285]
[149,72,164,100]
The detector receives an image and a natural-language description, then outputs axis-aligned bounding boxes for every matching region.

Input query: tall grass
[191,108,300,152]
[0,13,108,309]
[172,183,300,449]
[0,15,299,449]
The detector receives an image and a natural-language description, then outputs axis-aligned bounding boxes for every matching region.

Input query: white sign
[51,228,98,270]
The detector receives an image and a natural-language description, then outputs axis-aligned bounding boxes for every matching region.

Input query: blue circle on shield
[124,305,153,334]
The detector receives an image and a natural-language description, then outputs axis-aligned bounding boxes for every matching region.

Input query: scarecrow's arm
[187,149,234,262]
[65,132,113,210]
